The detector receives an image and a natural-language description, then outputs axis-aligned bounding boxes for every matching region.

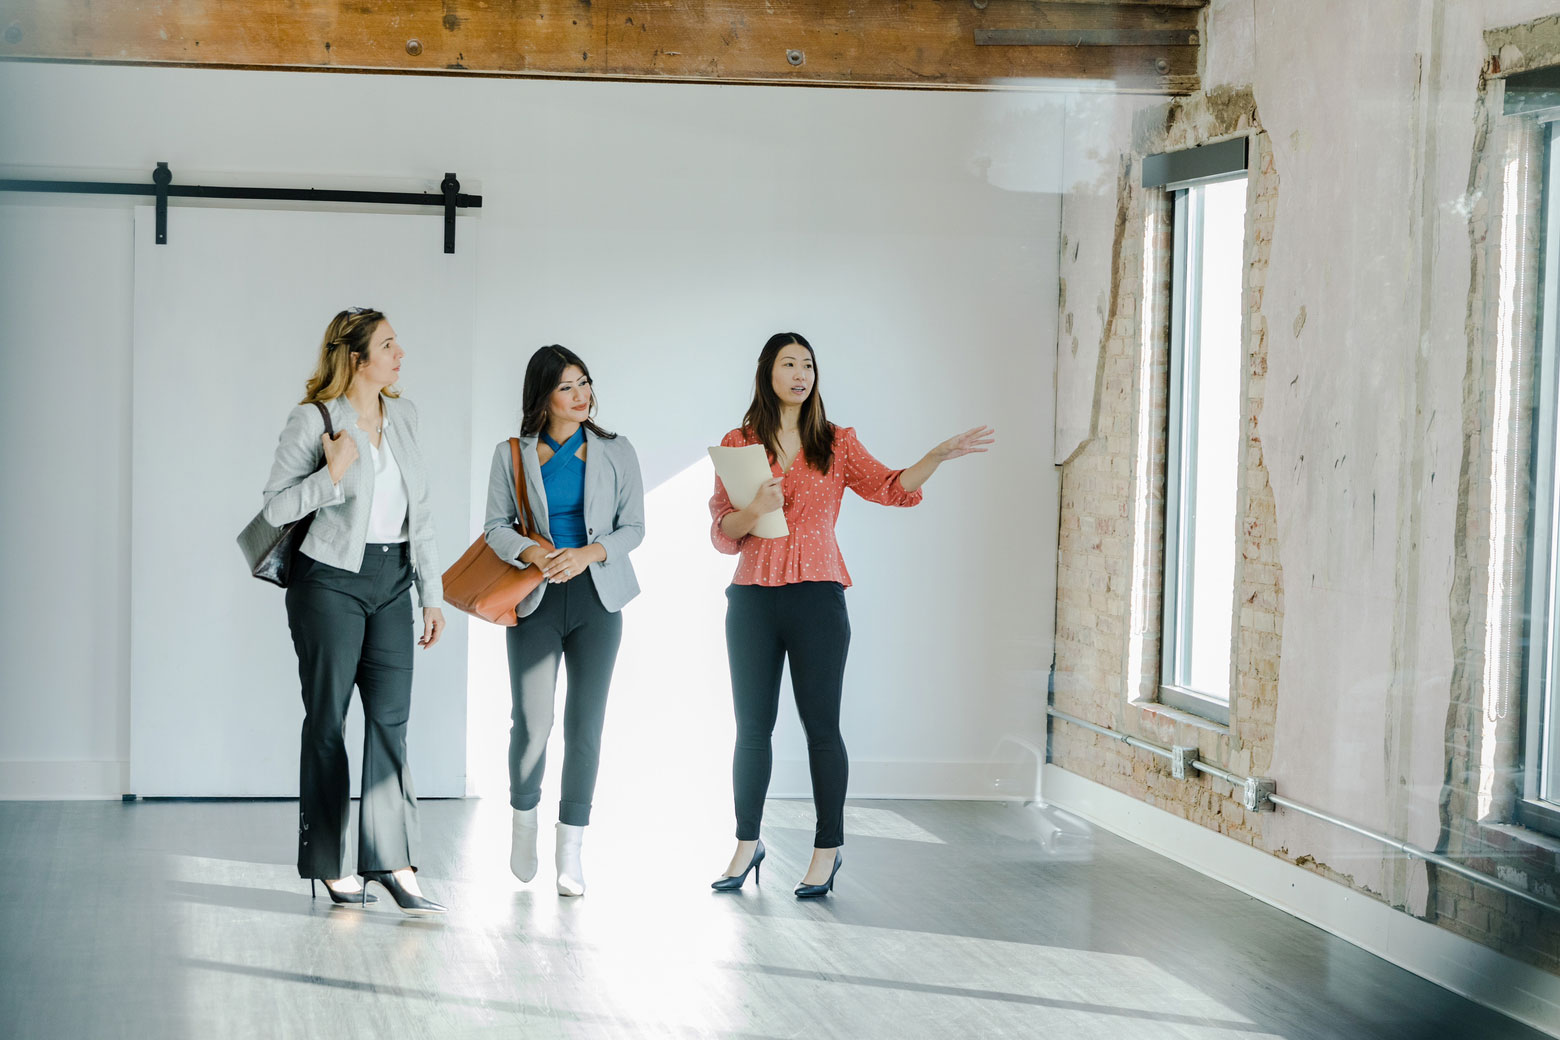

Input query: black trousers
[504,572,624,826]
[285,544,420,879]
[725,581,852,849]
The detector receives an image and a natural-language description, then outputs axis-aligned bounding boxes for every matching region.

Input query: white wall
[0,203,134,798]
[0,62,1061,802]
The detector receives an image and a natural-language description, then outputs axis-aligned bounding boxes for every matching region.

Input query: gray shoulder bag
[237,401,333,587]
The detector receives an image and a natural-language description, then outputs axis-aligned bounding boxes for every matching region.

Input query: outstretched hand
[898,425,995,495]
[933,425,996,463]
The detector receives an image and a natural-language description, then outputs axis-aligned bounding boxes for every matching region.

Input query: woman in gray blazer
[484,345,645,896]
[262,307,447,915]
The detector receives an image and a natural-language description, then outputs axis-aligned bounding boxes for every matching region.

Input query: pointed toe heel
[360,870,447,916]
[793,851,842,899]
[711,840,766,891]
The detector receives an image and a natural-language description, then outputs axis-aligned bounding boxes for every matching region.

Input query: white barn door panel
[129,206,474,797]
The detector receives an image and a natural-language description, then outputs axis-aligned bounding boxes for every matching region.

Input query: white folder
[708,443,789,539]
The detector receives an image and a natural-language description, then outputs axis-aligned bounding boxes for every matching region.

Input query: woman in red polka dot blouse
[708,332,994,897]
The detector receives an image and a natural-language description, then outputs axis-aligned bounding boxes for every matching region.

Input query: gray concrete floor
[0,796,1546,1039]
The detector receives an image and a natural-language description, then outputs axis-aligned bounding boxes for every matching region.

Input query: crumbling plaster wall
[1052,0,1560,973]
[1053,92,1163,465]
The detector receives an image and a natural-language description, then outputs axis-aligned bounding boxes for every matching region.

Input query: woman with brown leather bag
[482,345,645,896]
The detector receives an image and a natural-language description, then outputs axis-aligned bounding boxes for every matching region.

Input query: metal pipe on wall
[1046,706,1560,916]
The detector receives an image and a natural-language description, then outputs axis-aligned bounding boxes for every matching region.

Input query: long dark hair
[742,332,834,475]
[520,345,617,439]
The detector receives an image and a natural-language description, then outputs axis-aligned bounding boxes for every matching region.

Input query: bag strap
[510,437,538,536]
[310,400,336,473]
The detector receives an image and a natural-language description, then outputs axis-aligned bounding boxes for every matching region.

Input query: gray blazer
[261,395,443,608]
[483,429,645,618]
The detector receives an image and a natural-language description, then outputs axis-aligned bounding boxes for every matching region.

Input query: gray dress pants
[505,573,623,826]
[285,544,420,879]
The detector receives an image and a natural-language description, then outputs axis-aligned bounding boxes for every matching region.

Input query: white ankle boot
[555,822,586,896]
[510,808,539,883]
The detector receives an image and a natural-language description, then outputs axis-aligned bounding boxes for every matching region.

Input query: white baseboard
[0,759,128,800]
[2,758,1009,802]
[1042,765,1560,1038]
[769,758,1016,800]
[0,756,1006,802]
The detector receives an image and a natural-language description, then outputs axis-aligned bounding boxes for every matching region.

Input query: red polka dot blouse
[709,424,923,587]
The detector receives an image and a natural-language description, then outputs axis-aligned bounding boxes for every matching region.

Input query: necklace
[355,405,384,436]
[347,393,384,435]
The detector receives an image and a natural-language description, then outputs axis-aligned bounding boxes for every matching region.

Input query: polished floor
[0,796,1546,1040]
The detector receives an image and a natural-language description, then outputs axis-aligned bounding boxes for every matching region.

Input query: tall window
[1521,118,1560,837]
[1160,168,1248,724]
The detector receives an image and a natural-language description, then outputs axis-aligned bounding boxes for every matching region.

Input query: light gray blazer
[483,429,645,618]
[261,395,443,608]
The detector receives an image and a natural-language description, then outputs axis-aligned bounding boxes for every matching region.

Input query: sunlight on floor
[760,800,948,845]
[162,813,1278,1040]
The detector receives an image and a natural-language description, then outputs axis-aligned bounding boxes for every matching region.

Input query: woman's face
[548,364,594,426]
[770,343,815,406]
[355,321,403,389]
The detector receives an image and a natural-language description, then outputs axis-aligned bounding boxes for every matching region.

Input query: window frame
[1519,118,1560,837]
[1158,173,1248,727]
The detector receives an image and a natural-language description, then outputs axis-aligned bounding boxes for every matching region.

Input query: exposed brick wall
[1433,71,1560,976]
[1049,70,1560,975]
[1052,88,1277,852]
[1233,137,1282,784]
[1431,833,1560,974]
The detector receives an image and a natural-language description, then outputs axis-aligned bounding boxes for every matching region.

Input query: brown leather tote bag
[441,438,553,626]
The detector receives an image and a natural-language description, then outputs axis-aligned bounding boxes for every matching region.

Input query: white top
[366,423,410,543]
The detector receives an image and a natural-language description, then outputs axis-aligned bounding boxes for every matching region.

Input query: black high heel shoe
[359,870,447,916]
[793,850,842,899]
[711,839,765,891]
[311,878,377,905]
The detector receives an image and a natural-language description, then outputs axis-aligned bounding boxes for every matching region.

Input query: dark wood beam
[994,0,1205,6]
[0,1,1205,93]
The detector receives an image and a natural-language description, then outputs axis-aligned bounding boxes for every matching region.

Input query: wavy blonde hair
[300,307,401,404]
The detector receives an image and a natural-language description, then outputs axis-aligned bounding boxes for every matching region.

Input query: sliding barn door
[129,206,474,797]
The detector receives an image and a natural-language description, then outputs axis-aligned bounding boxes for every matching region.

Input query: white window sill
[1132,697,1231,735]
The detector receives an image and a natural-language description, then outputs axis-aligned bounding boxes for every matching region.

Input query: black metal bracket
[153,161,171,244]
[440,173,460,254]
[0,163,483,253]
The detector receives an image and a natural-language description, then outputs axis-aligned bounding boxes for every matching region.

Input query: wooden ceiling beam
[0,2,1206,94]
[986,0,1206,7]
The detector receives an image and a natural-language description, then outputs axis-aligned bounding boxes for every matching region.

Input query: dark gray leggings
[726,581,852,849]
[504,573,623,826]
